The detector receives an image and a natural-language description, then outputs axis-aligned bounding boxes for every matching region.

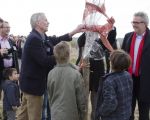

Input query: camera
[3,47,16,59]
[8,48,14,54]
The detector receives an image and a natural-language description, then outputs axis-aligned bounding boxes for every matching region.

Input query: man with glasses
[122,11,150,120]
[0,21,20,72]
[0,21,20,120]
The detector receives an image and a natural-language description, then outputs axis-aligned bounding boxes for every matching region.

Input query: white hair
[134,11,149,26]
[30,12,45,29]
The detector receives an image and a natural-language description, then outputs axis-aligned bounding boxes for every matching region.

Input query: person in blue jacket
[2,68,20,120]
[95,50,133,120]
[17,12,86,120]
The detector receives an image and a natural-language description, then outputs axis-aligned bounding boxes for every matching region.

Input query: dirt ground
[0,99,139,120]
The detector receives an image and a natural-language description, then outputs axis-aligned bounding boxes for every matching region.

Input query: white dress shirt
[132,33,144,73]
[0,36,13,68]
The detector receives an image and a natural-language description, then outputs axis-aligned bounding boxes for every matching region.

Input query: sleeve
[98,79,118,117]
[75,73,86,120]
[77,33,86,48]
[48,33,72,46]
[76,33,86,65]
[76,47,83,65]
[47,72,54,105]
[107,27,117,47]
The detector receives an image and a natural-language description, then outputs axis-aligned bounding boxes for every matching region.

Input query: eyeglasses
[2,27,10,28]
[131,21,144,24]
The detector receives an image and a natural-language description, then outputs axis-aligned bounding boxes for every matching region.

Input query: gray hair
[54,41,70,64]
[134,11,149,26]
[30,12,45,29]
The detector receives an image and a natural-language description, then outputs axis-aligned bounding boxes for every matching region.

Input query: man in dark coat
[122,11,150,120]
[17,12,86,120]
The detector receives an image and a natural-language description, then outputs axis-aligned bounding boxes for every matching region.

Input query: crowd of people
[0,11,149,120]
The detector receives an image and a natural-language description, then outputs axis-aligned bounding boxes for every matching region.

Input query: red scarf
[128,32,145,76]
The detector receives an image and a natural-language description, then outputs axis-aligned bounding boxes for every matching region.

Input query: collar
[136,31,146,38]
[0,36,9,41]
[56,63,78,70]
[32,29,47,40]
[56,63,70,67]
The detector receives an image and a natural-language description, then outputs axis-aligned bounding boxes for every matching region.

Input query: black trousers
[130,75,150,120]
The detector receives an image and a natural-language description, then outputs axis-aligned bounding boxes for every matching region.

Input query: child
[47,41,86,120]
[95,49,133,120]
[2,68,20,120]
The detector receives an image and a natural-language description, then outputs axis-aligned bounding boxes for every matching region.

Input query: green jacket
[47,63,86,120]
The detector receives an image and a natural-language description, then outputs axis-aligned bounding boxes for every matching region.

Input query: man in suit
[122,11,150,120]
[17,12,86,120]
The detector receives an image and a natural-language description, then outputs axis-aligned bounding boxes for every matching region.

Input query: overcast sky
[0,0,149,38]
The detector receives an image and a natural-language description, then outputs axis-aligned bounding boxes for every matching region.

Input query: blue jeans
[42,91,51,120]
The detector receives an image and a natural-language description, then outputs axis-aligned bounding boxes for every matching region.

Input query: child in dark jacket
[2,68,20,120]
[95,49,133,120]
